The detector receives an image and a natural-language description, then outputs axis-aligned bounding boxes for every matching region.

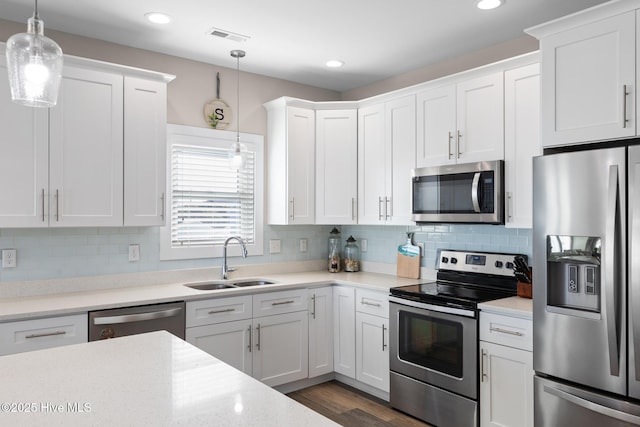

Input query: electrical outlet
[269,239,281,254]
[417,242,424,257]
[128,244,140,262]
[2,249,16,268]
[299,238,308,253]
[360,239,368,252]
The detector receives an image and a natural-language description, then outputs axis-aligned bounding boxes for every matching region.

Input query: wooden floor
[287,381,433,427]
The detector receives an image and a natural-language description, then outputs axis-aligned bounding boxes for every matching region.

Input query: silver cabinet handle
[93,307,182,325]
[481,349,488,382]
[378,196,384,221]
[311,294,316,319]
[248,325,252,353]
[623,85,630,128]
[256,324,261,351]
[457,130,462,158]
[26,330,66,339]
[447,131,453,159]
[272,300,295,306]
[471,172,481,213]
[55,189,60,221]
[385,196,391,220]
[41,189,45,222]
[382,324,387,351]
[506,192,513,221]
[490,326,523,337]
[289,197,295,220]
[361,299,381,307]
[208,308,235,315]
[352,197,357,221]
[544,385,640,425]
[160,193,165,220]
[605,164,621,376]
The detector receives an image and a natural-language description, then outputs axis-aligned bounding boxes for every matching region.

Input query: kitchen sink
[184,279,276,291]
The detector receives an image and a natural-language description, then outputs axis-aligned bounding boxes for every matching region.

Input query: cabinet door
[416,85,457,167]
[309,287,334,378]
[49,66,124,226]
[457,72,504,163]
[124,76,167,226]
[315,109,357,224]
[333,286,356,378]
[386,95,416,226]
[186,319,253,375]
[504,63,541,229]
[358,104,386,224]
[287,106,315,224]
[480,341,533,427]
[541,11,635,146]
[0,58,49,227]
[252,311,309,387]
[355,312,389,392]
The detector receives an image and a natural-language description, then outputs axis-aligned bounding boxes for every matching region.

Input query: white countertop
[0,331,340,426]
[478,296,533,319]
[0,270,423,322]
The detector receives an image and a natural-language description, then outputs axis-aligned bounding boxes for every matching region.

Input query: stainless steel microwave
[411,160,504,224]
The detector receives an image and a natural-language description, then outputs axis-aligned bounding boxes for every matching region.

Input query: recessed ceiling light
[145,12,172,24]
[476,0,503,10]
[326,60,344,68]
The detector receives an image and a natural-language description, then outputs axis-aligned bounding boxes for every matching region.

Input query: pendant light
[5,0,63,107]
[228,49,246,169]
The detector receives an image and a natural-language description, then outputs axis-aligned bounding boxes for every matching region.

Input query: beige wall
[341,35,539,101]
[0,18,340,137]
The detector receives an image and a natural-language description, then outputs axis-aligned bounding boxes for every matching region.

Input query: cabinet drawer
[355,288,389,318]
[0,314,88,356]
[252,289,308,317]
[186,295,252,327]
[480,312,532,351]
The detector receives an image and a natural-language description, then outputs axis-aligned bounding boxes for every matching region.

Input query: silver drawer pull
[490,326,524,336]
[26,331,67,339]
[272,300,295,306]
[361,299,381,307]
[208,308,236,315]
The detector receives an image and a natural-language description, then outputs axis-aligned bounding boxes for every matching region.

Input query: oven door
[389,299,478,399]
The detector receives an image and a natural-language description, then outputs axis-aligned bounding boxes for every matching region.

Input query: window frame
[160,124,264,260]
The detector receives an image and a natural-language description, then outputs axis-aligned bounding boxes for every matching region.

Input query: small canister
[343,235,360,272]
[328,227,341,273]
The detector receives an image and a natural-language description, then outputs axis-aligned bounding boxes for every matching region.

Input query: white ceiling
[0,0,609,92]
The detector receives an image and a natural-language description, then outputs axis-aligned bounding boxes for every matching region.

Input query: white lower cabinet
[186,319,253,375]
[333,286,356,378]
[355,311,389,392]
[309,287,334,378]
[0,314,88,355]
[479,311,533,427]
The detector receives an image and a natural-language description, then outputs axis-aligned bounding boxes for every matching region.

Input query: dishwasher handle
[93,307,183,325]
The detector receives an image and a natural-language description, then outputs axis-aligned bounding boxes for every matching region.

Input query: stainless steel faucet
[222,236,248,279]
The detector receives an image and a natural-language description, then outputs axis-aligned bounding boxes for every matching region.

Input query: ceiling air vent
[208,27,250,43]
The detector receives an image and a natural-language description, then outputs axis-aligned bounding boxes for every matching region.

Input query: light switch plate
[360,239,368,252]
[299,238,308,253]
[269,239,281,254]
[128,244,140,262]
[2,249,16,268]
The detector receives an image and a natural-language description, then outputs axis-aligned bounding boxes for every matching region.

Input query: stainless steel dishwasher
[89,301,185,340]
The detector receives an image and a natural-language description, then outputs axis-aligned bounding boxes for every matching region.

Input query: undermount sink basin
[184,279,276,291]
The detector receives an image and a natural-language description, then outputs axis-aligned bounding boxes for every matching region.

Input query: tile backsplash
[0,224,532,282]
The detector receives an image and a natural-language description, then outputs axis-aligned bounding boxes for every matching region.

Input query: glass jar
[328,227,341,273]
[343,235,360,272]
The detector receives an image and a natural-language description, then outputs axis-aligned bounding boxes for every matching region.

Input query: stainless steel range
[389,249,524,427]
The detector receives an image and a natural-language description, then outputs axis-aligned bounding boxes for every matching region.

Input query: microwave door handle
[605,164,621,377]
[471,172,481,213]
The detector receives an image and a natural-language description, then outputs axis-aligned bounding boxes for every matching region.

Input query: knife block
[516,268,532,299]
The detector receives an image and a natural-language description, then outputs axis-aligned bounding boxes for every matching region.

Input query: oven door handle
[471,172,482,213]
[389,296,476,318]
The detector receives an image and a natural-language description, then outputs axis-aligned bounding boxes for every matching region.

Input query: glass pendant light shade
[6,5,63,108]
[229,50,246,169]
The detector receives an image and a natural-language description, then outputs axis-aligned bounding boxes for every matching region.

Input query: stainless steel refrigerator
[533,145,640,426]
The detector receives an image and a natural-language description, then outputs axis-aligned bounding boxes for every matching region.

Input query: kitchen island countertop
[0,330,340,426]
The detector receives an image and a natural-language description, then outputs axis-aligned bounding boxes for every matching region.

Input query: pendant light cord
[236,53,240,143]
[34,0,39,20]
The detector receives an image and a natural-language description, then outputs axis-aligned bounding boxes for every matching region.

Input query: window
[160,125,263,260]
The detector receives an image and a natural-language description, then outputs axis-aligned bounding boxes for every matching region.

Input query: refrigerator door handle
[605,164,621,377]
[633,162,640,381]
[471,172,481,213]
[544,385,640,425]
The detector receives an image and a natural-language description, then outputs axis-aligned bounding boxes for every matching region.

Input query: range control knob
[495,261,503,268]
[450,257,458,264]
[441,257,449,264]
[506,262,514,270]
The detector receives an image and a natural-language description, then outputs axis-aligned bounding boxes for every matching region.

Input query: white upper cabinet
[49,66,124,227]
[417,72,504,167]
[124,76,168,226]
[527,8,636,147]
[264,99,315,225]
[315,109,358,225]
[504,62,541,229]
[358,95,415,225]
